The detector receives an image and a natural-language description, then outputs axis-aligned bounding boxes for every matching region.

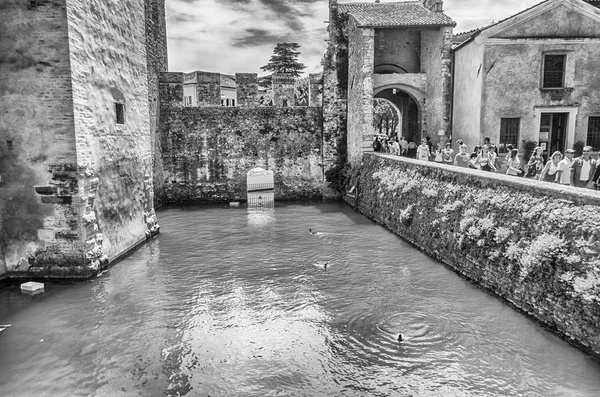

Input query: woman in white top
[506,148,523,176]
[539,151,562,183]
[417,138,431,161]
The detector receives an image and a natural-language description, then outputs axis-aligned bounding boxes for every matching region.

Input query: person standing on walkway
[556,149,575,185]
[417,138,431,161]
[570,146,597,188]
[539,151,562,183]
[454,144,470,168]
[442,142,454,164]
[506,148,523,176]
[526,147,545,179]
[399,136,408,156]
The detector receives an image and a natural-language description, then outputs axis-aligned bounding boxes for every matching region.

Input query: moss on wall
[158,106,324,202]
[353,154,600,359]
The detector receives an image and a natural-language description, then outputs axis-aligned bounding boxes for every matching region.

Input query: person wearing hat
[570,146,597,188]
[556,149,575,185]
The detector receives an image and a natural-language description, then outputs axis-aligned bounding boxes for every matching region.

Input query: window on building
[232,99,236,107]
[115,102,125,124]
[542,54,566,88]
[184,96,192,107]
[588,116,600,151]
[499,118,520,153]
[221,99,225,106]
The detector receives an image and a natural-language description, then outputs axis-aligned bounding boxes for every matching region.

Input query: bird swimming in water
[309,228,318,235]
[397,332,404,342]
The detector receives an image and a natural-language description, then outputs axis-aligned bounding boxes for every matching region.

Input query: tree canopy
[260,42,306,77]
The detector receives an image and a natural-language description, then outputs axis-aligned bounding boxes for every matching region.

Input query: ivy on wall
[355,155,600,356]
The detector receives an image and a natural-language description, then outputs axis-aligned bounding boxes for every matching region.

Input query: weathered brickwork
[195,72,221,106]
[0,0,80,276]
[349,154,600,359]
[158,105,324,202]
[145,0,169,209]
[321,0,349,197]
[272,74,296,108]
[65,0,156,266]
[347,16,375,164]
[236,73,258,107]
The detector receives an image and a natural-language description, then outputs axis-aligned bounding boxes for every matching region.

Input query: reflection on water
[1,203,600,397]
[247,191,275,227]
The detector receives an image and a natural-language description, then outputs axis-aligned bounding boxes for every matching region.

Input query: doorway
[539,113,568,156]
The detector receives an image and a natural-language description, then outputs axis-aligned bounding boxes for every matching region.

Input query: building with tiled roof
[338,1,455,27]
[452,0,600,156]
[182,71,238,107]
[323,0,455,163]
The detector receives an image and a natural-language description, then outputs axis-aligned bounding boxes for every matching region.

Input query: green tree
[260,42,306,77]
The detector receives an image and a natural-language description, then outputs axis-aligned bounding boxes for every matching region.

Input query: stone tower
[144,0,169,207]
[0,0,164,279]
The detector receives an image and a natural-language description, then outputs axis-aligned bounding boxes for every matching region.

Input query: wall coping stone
[368,153,600,206]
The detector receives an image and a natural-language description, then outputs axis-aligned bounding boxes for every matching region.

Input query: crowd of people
[373,135,600,190]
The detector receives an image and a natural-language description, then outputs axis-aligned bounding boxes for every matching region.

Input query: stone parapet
[195,71,221,106]
[236,73,258,107]
[159,72,184,107]
[350,153,600,359]
[273,73,296,108]
[309,73,323,107]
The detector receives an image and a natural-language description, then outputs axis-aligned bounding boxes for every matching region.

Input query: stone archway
[374,86,423,144]
[372,98,402,138]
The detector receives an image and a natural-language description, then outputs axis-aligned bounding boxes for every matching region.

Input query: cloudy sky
[166,0,543,75]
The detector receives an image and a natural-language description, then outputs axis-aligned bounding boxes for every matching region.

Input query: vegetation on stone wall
[355,156,600,356]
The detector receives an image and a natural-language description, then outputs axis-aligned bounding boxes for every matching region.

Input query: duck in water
[397,332,404,342]
[309,228,318,235]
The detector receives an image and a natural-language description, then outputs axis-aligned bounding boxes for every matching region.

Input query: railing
[247,183,274,192]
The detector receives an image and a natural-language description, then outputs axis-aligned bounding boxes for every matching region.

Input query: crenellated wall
[349,153,600,359]
[158,75,324,202]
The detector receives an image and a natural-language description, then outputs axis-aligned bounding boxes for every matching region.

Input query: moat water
[1,202,600,396]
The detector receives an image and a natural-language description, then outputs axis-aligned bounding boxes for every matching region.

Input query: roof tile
[338,1,455,27]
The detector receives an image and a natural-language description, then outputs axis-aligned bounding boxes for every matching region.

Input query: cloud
[230,28,293,48]
[166,0,543,75]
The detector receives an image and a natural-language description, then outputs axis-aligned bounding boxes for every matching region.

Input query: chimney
[422,0,443,12]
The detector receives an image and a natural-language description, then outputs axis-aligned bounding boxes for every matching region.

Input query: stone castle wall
[0,0,161,279]
[158,72,324,202]
[0,0,81,277]
[349,154,600,359]
[145,0,169,209]
[65,0,156,268]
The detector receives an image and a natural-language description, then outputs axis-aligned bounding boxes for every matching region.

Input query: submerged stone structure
[0,0,166,279]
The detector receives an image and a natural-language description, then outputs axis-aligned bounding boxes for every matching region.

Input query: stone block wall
[321,0,349,197]
[347,16,375,165]
[158,106,324,202]
[350,154,600,359]
[236,73,258,107]
[195,71,221,106]
[145,0,169,209]
[309,73,323,107]
[0,0,81,276]
[65,0,156,267]
[273,74,296,108]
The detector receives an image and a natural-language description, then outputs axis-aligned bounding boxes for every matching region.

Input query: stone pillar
[346,17,375,165]
[309,73,323,107]
[159,72,183,107]
[440,26,453,140]
[273,73,295,108]
[236,73,258,107]
[195,71,221,106]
